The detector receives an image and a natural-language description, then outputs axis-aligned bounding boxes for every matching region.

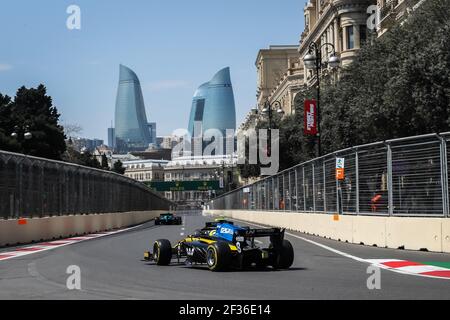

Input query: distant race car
[143,222,294,271]
[154,213,182,226]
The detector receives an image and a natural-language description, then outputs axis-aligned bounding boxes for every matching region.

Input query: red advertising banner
[304,99,318,135]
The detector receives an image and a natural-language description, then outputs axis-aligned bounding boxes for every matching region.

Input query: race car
[143,222,294,271]
[214,216,234,224]
[202,218,234,231]
[154,213,182,225]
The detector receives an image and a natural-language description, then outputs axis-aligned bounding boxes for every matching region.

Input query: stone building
[377,0,425,37]
[256,45,303,114]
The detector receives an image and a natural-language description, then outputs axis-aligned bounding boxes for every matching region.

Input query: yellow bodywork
[181,237,238,252]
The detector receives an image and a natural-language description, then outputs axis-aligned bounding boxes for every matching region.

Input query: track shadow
[142,261,307,273]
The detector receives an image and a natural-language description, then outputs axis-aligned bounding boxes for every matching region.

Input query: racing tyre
[273,240,294,269]
[153,239,172,266]
[206,242,231,272]
[155,219,160,226]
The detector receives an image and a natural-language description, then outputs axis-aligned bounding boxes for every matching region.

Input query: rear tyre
[153,239,172,266]
[273,240,294,269]
[155,219,160,225]
[206,242,231,271]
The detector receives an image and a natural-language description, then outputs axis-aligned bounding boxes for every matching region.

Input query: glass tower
[114,64,152,153]
[188,67,236,140]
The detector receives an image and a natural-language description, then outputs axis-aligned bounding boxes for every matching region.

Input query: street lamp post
[303,42,340,157]
[11,125,33,142]
[260,99,285,157]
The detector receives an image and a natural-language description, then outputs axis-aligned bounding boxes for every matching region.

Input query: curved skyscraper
[188,67,236,138]
[115,64,152,152]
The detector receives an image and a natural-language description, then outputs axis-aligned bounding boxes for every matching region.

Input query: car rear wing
[204,221,234,229]
[237,228,285,239]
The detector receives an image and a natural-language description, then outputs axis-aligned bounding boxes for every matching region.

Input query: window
[194,99,205,122]
[360,25,367,45]
[346,26,354,50]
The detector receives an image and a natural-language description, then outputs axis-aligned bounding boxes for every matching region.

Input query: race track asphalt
[1,211,450,300]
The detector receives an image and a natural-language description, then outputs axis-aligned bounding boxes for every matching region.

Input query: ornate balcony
[380,0,399,25]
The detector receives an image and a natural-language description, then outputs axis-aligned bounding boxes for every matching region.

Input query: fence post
[320,162,325,213]
[387,143,394,216]
[312,163,316,212]
[439,136,449,217]
[295,168,299,212]
[18,160,23,219]
[303,166,306,212]
[355,150,360,215]
[336,156,340,215]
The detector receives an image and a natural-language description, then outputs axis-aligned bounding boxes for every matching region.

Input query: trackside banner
[304,99,317,135]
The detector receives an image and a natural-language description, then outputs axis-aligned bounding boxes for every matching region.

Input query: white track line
[226,217,450,281]
[0,224,144,262]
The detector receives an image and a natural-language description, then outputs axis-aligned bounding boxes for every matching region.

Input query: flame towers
[188,67,236,141]
[114,64,152,153]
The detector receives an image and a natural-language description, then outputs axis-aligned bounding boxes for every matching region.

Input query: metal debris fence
[0,150,173,219]
[210,133,450,217]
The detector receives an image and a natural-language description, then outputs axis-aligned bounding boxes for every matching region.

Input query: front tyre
[273,240,294,269]
[206,242,231,271]
[153,239,172,266]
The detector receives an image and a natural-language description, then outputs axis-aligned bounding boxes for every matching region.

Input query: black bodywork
[154,213,182,225]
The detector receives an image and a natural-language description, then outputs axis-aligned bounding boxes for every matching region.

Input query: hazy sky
[0,0,305,142]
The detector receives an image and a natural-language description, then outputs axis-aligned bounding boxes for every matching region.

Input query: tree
[63,123,83,139]
[112,160,126,175]
[0,85,67,160]
[239,0,450,179]
[101,153,109,169]
[62,147,101,169]
[319,0,450,152]
[0,94,20,153]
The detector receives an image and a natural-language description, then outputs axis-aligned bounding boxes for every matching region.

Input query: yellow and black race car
[144,222,294,271]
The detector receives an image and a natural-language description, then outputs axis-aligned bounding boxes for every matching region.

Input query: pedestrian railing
[210,133,450,217]
[0,150,173,219]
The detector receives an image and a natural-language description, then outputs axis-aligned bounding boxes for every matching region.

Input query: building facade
[377,0,425,36]
[107,127,115,150]
[148,122,157,145]
[256,45,303,113]
[299,0,375,86]
[114,64,153,153]
[123,159,168,182]
[164,155,238,208]
[71,137,104,153]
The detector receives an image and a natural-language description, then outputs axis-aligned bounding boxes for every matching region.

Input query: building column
[334,17,340,53]
[354,24,361,49]
[342,25,348,51]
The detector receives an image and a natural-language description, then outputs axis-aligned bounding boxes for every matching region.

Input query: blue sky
[0,0,305,141]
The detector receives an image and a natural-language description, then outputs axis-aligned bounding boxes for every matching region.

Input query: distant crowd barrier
[0,150,173,219]
[210,133,450,218]
[0,210,167,247]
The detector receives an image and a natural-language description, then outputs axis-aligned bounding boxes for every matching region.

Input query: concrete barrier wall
[0,211,165,247]
[208,210,450,253]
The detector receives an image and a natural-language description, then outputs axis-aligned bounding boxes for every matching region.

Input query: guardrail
[0,150,173,219]
[210,133,450,217]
